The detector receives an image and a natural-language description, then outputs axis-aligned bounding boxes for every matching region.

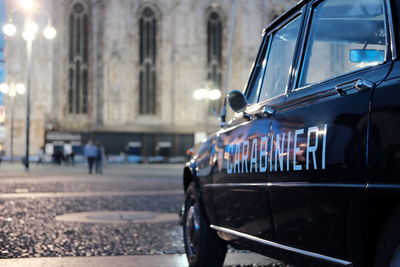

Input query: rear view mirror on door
[227,90,248,113]
[349,49,385,63]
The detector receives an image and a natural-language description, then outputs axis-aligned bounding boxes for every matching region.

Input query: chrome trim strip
[385,0,397,60]
[205,182,400,190]
[366,184,400,189]
[210,225,353,266]
[205,182,366,189]
[267,182,365,188]
[205,183,268,188]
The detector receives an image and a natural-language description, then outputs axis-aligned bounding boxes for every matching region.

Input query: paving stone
[0,164,285,266]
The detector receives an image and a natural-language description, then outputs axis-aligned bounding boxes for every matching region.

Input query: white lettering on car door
[242,141,250,173]
[224,124,328,174]
[250,139,258,172]
[306,126,319,170]
[275,133,286,172]
[293,129,304,171]
[260,137,268,173]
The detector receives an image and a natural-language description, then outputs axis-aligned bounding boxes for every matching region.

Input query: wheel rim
[391,246,400,267]
[185,197,200,257]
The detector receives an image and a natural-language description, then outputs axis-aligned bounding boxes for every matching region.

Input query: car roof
[263,0,309,35]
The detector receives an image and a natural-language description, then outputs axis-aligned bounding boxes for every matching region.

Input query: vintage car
[182,0,400,266]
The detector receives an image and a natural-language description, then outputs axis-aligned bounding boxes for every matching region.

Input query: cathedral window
[207,11,223,111]
[68,2,89,114]
[139,6,157,115]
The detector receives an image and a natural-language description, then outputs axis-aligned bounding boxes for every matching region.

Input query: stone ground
[0,163,286,267]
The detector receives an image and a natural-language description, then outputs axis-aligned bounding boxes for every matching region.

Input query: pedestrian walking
[63,143,72,165]
[70,151,75,166]
[53,146,63,165]
[84,140,98,174]
[37,146,45,165]
[95,141,106,174]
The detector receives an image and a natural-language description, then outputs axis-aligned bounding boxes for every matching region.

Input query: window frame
[243,33,269,103]
[68,1,90,115]
[206,10,224,112]
[386,0,398,60]
[291,0,393,93]
[240,5,308,112]
[207,10,223,88]
[256,11,305,104]
[138,5,159,116]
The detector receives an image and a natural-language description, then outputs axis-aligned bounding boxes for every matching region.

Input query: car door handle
[335,79,375,96]
[262,106,275,115]
[254,106,275,118]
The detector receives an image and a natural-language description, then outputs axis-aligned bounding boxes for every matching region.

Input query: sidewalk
[0,162,183,179]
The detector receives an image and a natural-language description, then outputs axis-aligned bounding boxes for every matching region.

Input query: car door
[266,0,393,263]
[207,12,304,241]
[368,0,400,185]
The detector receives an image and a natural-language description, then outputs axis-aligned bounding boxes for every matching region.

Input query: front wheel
[183,182,227,267]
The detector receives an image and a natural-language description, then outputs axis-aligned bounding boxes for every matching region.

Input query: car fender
[183,160,198,192]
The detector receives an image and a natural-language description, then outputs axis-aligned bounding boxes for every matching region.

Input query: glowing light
[3,23,16,37]
[16,83,26,95]
[43,26,56,39]
[9,89,16,97]
[23,21,39,41]
[20,0,34,10]
[193,89,208,100]
[25,22,39,34]
[208,89,221,100]
[0,83,9,94]
[23,30,36,41]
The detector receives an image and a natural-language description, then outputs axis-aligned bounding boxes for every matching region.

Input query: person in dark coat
[95,141,106,174]
[84,140,98,174]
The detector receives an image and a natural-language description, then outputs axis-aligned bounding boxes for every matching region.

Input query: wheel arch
[183,161,218,225]
[183,161,198,192]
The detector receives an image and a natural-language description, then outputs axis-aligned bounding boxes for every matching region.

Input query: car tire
[375,207,400,267]
[183,182,227,267]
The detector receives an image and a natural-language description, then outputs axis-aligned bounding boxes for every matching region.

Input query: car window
[259,15,302,102]
[246,38,268,104]
[298,0,386,87]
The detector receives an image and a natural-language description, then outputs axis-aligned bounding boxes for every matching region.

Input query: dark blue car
[182,0,400,266]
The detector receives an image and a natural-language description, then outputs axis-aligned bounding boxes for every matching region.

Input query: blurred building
[0,0,5,152]
[4,0,295,160]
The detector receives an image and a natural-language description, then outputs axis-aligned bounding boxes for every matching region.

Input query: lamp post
[2,0,56,170]
[0,83,26,162]
[193,86,221,136]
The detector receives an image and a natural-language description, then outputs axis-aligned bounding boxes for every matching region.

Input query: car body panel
[183,0,400,266]
[369,61,400,185]
[268,62,392,260]
[207,113,275,240]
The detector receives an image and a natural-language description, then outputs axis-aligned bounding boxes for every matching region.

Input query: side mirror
[227,90,248,113]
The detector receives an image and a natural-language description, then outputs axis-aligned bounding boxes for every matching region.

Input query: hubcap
[185,202,200,256]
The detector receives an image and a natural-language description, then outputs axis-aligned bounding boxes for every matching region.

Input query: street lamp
[193,86,221,136]
[2,24,16,37]
[3,2,56,170]
[193,88,221,101]
[19,0,35,10]
[0,83,26,162]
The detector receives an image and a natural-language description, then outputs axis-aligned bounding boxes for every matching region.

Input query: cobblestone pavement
[0,163,285,266]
